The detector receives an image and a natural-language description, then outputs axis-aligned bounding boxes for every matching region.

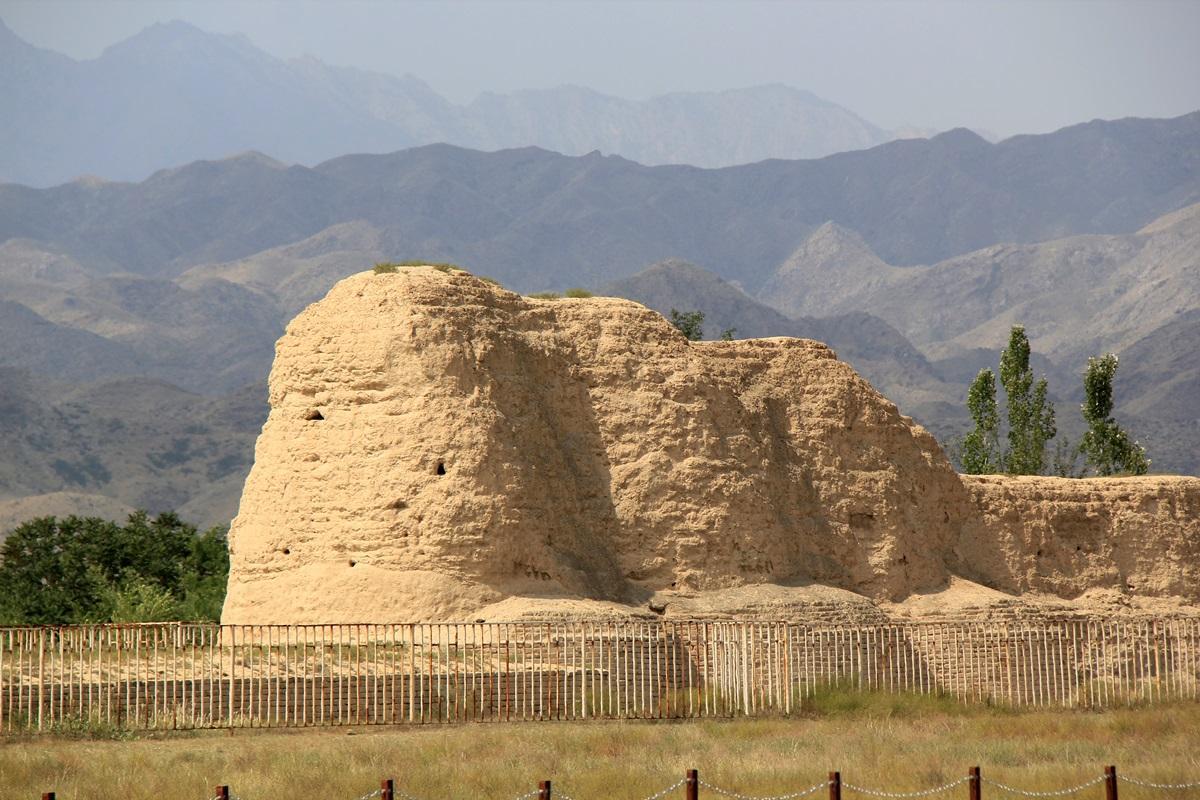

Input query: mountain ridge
[0,18,915,186]
[3,111,1197,288]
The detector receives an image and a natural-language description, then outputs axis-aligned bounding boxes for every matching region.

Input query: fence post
[37,628,45,732]
[41,793,55,800]
[381,779,395,800]
[830,772,841,800]
[969,767,981,800]
[539,780,552,800]
[1105,766,1118,800]
[215,786,230,800]
[687,768,699,800]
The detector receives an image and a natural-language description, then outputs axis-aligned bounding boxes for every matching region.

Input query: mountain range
[0,17,917,187]
[0,111,1198,530]
[3,110,1196,286]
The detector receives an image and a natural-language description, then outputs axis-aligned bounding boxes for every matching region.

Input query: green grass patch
[527,291,562,300]
[373,261,465,274]
[564,287,594,298]
[801,681,984,719]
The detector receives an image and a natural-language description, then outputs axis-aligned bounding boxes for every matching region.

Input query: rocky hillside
[0,369,262,531]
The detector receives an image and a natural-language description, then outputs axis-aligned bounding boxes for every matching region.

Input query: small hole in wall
[304,409,324,421]
[435,461,446,476]
[348,560,357,567]
[282,548,291,555]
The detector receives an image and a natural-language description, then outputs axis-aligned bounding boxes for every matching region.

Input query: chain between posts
[699,779,831,800]
[844,778,971,798]
[78,768,1199,800]
[983,777,1108,797]
[644,779,687,800]
[1119,776,1200,790]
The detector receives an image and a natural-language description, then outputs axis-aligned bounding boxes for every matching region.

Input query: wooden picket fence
[3,618,1199,732]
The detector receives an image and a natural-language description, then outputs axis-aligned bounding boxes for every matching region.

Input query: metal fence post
[215,786,230,800]
[830,772,841,800]
[687,768,699,800]
[969,767,981,800]
[539,780,552,800]
[1105,766,1118,800]
[41,793,55,800]
[381,779,395,800]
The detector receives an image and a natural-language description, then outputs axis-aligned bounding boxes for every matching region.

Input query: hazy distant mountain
[3,111,1197,291]
[0,18,912,186]
[600,259,963,416]
[0,239,283,393]
[760,202,1200,369]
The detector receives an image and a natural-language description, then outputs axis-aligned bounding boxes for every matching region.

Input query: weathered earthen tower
[222,268,1200,623]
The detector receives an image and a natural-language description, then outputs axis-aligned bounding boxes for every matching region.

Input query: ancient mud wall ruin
[221,268,1200,624]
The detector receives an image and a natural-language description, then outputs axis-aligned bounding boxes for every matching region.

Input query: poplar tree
[999,325,1056,474]
[1080,354,1149,476]
[960,368,1000,474]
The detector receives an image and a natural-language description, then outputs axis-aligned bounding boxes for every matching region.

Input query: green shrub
[477,276,502,286]
[564,288,594,298]
[0,512,229,624]
[527,291,562,300]
[374,261,465,274]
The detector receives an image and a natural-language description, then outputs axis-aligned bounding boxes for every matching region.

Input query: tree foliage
[956,325,1058,475]
[1080,354,1149,476]
[669,309,705,341]
[998,325,1056,475]
[0,512,229,625]
[960,368,1000,474]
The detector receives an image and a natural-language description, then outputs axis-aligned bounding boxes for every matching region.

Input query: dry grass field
[2,691,1199,800]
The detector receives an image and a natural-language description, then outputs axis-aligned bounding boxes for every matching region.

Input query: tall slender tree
[960,368,1001,474]
[998,325,1056,475]
[1080,354,1149,475]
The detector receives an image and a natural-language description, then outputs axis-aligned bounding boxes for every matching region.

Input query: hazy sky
[3,0,1199,137]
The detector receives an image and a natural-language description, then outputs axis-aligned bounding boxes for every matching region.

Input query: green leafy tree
[0,512,229,624]
[669,309,705,341]
[960,368,1001,473]
[999,325,1056,474]
[720,327,737,341]
[1080,354,1149,476]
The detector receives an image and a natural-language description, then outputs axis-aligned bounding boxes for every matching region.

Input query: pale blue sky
[3,0,1198,137]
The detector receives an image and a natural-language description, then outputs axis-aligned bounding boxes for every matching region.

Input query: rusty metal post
[687,768,699,800]
[41,793,55,800]
[969,767,981,800]
[381,779,395,800]
[215,786,230,800]
[539,780,552,800]
[1105,766,1118,800]
[830,772,841,800]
